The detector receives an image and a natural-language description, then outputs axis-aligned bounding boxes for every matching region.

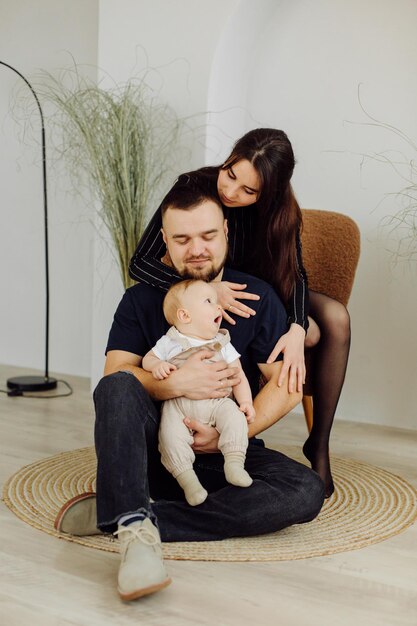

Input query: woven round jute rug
[3,446,417,561]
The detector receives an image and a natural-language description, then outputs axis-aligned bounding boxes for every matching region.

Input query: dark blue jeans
[94,371,324,541]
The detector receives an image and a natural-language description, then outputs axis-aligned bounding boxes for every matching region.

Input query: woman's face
[217,159,261,208]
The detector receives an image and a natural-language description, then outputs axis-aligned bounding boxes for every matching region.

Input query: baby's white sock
[176,469,208,506]
[224,451,253,487]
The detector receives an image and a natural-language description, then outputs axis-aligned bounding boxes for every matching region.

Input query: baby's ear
[177,308,191,324]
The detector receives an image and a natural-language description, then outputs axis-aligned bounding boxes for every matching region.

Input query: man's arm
[104,349,241,401]
[191,360,301,452]
[248,361,302,437]
[104,350,180,400]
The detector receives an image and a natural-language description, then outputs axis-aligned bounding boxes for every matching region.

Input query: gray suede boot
[54,492,101,536]
[115,519,171,601]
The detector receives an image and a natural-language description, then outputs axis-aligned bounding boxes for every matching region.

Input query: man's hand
[172,349,240,400]
[184,418,220,453]
[239,402,256,424]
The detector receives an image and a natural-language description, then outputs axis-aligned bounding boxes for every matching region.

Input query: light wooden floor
[1,364,417,626]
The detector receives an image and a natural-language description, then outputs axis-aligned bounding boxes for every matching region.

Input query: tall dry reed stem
[354,87,417,263]
[39,68,182,288]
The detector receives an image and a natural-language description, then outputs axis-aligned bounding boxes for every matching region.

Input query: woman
[129,129,351,497]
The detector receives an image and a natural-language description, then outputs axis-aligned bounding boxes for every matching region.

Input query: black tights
[302,290,351,497]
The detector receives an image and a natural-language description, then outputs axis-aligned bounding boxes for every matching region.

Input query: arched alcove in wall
[204,0,277,164]
[206,0,417,429]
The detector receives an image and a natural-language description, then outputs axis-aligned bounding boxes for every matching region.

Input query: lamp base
[7,376,58,392]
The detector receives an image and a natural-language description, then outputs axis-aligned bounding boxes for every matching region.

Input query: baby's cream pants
[159,396,248,478]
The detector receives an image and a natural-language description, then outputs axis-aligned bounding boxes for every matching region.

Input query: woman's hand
[185,418,220,453]
[211,281,260,325]
[266,324,306,393]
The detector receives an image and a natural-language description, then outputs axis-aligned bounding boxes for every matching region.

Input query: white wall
[240,0,417,429]
[0,0,98,377]
[2,0,416,430]
[95,0,417,428]
[90,0,241,387]
[205,0,277,161]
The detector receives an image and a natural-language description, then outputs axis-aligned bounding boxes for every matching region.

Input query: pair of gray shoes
[55,493,171,601]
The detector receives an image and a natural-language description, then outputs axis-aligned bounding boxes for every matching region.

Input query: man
[56,177,324,601]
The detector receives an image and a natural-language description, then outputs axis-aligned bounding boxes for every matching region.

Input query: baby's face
[179,282,223,340]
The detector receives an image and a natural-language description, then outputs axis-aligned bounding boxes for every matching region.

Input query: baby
[142,279,256,506]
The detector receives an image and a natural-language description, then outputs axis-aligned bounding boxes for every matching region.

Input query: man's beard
[179,248,228,282]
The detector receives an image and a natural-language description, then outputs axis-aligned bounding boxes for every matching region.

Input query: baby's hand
[152,361,177,380]
[239,402,256,424]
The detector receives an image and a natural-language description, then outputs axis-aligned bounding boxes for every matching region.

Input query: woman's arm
[128,167,220,290]
[128,207,181,290]
[264,230,309,392]
[286,229,310,331]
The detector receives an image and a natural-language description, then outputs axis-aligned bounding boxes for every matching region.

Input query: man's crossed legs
[57,372,325,600]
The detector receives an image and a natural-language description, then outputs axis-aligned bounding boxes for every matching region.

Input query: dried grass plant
[39,68,183,288]
[354,88,417,264]
[362,131,417,263]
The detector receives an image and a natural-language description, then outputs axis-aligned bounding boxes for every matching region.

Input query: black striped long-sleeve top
[128,171,309,330]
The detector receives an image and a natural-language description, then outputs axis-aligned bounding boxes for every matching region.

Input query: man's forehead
[163,201,224,234]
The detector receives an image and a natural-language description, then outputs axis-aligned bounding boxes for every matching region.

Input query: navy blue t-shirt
[106,267,288,395]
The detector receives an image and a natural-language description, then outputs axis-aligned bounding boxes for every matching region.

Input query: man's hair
[163,279,205,325]
[160,171,223,218]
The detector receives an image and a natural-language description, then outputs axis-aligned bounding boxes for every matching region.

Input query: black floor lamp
[1,61,57,392]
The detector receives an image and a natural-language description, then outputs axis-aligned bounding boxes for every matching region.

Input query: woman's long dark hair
[222,128,302,305]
